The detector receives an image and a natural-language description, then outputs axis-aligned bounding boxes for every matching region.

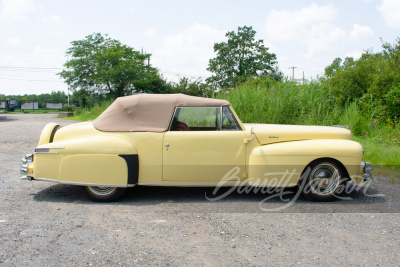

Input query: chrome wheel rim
[309,163,341,196]
[87,186,116,196]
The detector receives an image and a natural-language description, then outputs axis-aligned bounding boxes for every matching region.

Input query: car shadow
[31,182,390,213]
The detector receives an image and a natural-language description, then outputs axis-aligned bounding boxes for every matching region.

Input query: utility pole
[141,48,150,72]
[289,66,297,81]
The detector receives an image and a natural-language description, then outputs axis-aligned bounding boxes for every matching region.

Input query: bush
[384,85,400,120]
[62,104,76,112]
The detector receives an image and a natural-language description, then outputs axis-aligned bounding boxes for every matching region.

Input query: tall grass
[216,78,400,166]
[216,78,372,128]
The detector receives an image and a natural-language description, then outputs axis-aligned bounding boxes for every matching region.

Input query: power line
[158,69,208,80]
[0,73,59,79]
[0,69,59,73]
[0,47,64,55]
[0,65,63,70]
[0,77,63,83]
[0,65,210,82]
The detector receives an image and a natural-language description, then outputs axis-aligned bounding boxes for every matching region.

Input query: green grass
[355,137,400,165]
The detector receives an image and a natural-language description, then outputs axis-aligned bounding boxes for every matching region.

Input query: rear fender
[37,123,60,146]
[34,135,138,187]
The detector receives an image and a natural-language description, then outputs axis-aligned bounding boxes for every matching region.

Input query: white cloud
[378,0,400,30]
[33,46,64,67]
[0,0,34,21]
[6,37,22,46]
[266,4,337,41]
[2,55,26,66]
[304,26,346,57]
[265,4,347,58]
[345,51,363,59]
[152,23,225,81]
[349,24,374,39]
[145,27,157,37]
[52,31,68,37]
[40,15,61,24]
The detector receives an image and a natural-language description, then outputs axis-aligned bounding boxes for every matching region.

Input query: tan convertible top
[93,94,231,132]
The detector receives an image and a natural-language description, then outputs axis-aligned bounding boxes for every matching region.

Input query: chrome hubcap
[87,186,116,196]
[309,163,340,196]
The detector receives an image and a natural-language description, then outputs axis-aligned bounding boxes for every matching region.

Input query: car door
[162,106,246,183]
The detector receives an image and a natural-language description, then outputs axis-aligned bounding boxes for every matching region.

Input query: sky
[0,0,399,96]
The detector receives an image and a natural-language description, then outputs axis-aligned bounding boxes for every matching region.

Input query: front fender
[247,139,364,186]
[34,135,138,187]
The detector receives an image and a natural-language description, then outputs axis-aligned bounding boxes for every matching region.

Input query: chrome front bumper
[20,154,34,180]
[363,161,373,182]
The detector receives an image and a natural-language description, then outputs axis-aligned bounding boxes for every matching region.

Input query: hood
[244,124,352,145]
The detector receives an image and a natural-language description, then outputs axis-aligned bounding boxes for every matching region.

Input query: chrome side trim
[39,178,128,187]
[28,177,133,188]
[59,181,128,187]
[35,147,65,150]
[138,182,238,187]
[34,147,64,154]
[138,182,297,188]
[35,177,59,183]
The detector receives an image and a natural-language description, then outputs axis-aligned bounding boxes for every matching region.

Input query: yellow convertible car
[20,94,372,202]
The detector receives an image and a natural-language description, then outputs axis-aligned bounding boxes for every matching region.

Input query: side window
[169,107,221,131]
[221,106,241,130]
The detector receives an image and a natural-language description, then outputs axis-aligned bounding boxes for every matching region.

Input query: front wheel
[83,186,126,202]
[300,159,348,202]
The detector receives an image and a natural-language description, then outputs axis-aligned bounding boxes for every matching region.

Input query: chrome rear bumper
[363,161,373,182]
[20,154,34,180]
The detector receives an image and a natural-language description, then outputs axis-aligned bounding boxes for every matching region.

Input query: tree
[58,33,169,98]
[206,26,278,88]
[324,57,342,77]
[169,77,216,97]
[323,37,400,120]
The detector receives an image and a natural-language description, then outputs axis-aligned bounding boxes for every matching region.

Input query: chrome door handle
[165,143,169,150]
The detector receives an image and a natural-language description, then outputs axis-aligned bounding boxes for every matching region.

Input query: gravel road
[1,113,400,266]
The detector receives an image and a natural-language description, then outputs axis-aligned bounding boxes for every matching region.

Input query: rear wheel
[300,159,347,201]
[83,186,126,202]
